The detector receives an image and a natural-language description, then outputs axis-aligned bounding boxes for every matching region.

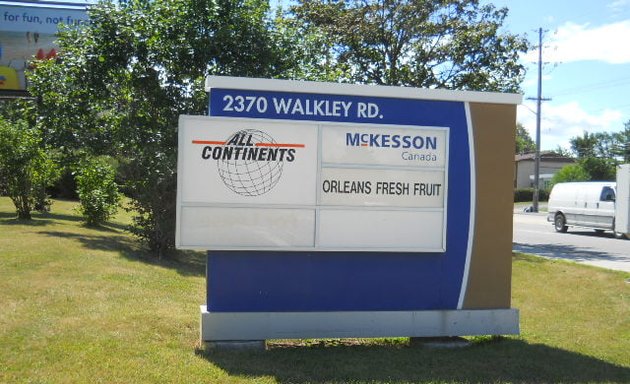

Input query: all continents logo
[194,129,304,196]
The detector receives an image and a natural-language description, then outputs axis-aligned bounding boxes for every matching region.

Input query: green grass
[1,197,628,383]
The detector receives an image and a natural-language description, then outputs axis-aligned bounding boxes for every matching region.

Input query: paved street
[513,211,630,272]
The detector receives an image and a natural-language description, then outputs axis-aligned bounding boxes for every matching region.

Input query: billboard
[0,0,89,92]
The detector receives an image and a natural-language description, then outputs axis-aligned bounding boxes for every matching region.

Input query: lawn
[0,197,628,383]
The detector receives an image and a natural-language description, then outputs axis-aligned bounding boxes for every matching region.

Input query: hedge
[514,188,549,202]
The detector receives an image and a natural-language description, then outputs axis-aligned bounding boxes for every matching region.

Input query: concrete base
[200,305,519,342]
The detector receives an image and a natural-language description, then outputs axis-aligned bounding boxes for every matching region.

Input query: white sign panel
[320,168,445,208]
[318,209,445,250]
[178,118,318,205]
[179,207,316,248]
[322,125,448,167]
[177,116,449,252]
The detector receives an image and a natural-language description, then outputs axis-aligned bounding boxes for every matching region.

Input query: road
[513,211,630,272]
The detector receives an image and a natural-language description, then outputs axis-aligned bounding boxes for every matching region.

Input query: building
[514,152,575,189]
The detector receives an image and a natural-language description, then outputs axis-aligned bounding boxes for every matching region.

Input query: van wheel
[554,213,568,233]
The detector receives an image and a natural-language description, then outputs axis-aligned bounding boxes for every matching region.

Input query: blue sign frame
[206,87,472,311]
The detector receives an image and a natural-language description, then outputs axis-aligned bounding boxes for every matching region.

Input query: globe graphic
[217,129,284,196]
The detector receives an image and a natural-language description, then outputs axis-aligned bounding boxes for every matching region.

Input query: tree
[569,130,624,160]
[612,121,630,163]
[550,163,590,186]
[569,130,624,181]
[579,157,616,181]
[553,145,572,158]
[29,0,304,257]
[515,123,535,154]
[0,116,60,219]
[291,0,529,91]
[272,8,352,82]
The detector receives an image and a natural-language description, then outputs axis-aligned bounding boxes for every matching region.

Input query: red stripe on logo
[192,140,226,145]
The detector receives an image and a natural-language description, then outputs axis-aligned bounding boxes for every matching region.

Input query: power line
[552,76,630,97]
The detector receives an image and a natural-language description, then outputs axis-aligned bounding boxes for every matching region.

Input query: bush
[0,116,60,219]
[75,157,120,226]
[514,188,549,202]
[550,164,591,186]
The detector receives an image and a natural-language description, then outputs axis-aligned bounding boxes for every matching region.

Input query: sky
[488,0,630,151]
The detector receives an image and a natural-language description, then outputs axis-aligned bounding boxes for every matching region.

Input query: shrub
[0,116,59,219]
[75,157,120,226]
[514,188,549,202]
[550,164,591,186]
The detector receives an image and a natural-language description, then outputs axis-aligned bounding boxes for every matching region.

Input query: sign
[186,76,522,343]
[177,117,448,252]
[0,1,89,92]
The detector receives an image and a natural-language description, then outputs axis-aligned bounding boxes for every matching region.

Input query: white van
[547,181,621,236]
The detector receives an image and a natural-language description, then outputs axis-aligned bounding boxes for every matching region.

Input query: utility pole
[527,28,551,213]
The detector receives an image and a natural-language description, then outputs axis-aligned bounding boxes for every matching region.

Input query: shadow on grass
[0,210,85,226]
[199,338,630,384]
[0,209,128,231]
[0,200,206,276]
[0,211,18,219]
[39,230,205,277]
[0,214,55,226]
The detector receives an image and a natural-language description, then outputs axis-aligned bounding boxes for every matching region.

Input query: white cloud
[524,20,630,64]
[517,101,624,151]
[608,0,630,13]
